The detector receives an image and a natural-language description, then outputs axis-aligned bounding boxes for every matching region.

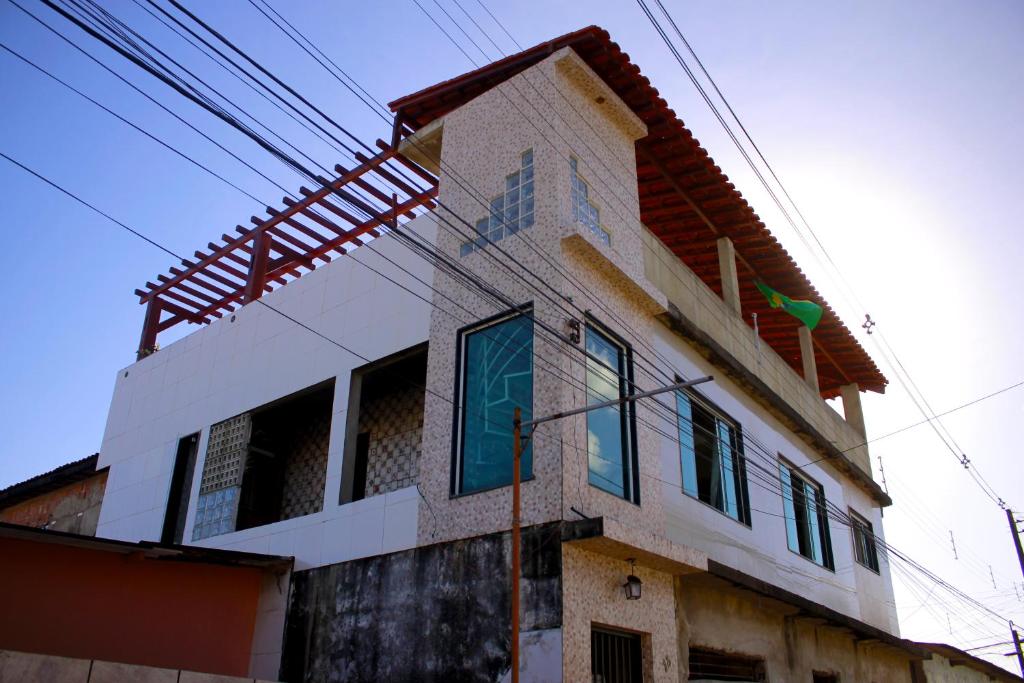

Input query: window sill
[680,490,751,528]
[587,480,641,507]
[450,475,535,499]
[786,546,836,573]
[854,559,881,575]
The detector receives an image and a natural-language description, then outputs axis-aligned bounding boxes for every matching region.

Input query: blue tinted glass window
[458,314,533,493]
[585,325,635,501]
[780,462,834,569]
[676,391,748,523]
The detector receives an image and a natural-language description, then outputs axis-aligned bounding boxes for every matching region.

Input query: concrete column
[840,383,867,437]
[798,325,819,393]
[716,236,742,316]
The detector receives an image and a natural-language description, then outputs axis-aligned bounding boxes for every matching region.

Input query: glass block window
[570,157,611,246]
[460,150,535,256]
[780,461,835,570]
[676,390,750,524]
[455,313,534,494]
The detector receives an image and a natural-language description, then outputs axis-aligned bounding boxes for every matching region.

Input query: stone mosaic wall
[279,407,331,520]
[415,46,655,547]
[358,381,424,498]
[562,543,679,682]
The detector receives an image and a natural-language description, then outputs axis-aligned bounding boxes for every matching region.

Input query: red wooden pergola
[134,141,437,358]
[388,26,886,399]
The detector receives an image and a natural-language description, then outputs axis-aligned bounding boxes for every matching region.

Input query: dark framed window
[850,509,880,573]
[592,627,643,683]
[454,311,533,494]
[676,390,750,524]
[162,432,199,544]
[585,322,639,503]
[780,461,835,570]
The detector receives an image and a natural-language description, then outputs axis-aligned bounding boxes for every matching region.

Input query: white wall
[651,325,899,633]
[96,214,439,569]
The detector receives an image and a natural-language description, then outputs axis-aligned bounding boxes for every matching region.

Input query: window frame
[779,459,835,571]
[569,156,612,246]
[849,508,881,573]
[675,387,751,526]
[450,305,535,497]
[583,318,640,504]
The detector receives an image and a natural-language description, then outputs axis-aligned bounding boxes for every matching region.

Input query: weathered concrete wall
[281,524,562,683]
[0,470,107,535]
[676,575,913,682]
[919,651,1017,683]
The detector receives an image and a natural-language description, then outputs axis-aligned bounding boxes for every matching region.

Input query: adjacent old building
[77,25,1017,683]
[0,454,107,535]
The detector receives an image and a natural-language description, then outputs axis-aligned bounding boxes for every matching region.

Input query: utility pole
[1011,621,1024,677]
[1008,509,1024,580]
[511,407,522,683]
[509,375,713,680]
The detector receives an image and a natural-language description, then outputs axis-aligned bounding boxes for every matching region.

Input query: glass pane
[676,392,698,497]
[586,328,626,498]
[718,420,739,520]
[692,403,719,508]
[506,171,520,191]
[804,481,823,564]
[460,315,534,493]
[780,465,800,554]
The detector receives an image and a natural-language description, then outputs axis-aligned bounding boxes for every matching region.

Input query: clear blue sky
[1,0,1022,666]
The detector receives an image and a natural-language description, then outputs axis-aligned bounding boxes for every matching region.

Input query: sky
[1,0,1022,670]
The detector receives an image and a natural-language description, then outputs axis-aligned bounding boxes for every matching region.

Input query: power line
[638,0,1014,512]
[22,0,1021,640]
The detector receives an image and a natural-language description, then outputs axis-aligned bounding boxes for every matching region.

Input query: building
[82,25,1017,683]
[0,454,107,535]
[914,643,1024,683]
[0,522,291,681]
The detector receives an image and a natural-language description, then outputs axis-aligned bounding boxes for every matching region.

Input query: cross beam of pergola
[134,141,438,359]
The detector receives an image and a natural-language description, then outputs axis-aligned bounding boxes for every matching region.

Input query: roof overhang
[389,26,887,399]
[0,522,292,572]
[0,454,104,509]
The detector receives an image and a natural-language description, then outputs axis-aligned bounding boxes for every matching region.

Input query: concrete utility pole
[1008,509,1024,580]
[1011,622,1024,677]
[510,376,713,681]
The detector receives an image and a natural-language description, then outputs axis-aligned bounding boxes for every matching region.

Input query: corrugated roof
[0,454,103,510]
[389,26,886,399]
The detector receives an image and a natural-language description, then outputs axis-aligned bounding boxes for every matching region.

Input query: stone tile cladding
[358,382,424,497]
[562,544,679,682]
[279,407,330,520]
[413,44,698,555]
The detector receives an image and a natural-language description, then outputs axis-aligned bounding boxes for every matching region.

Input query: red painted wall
[0,537,262,676]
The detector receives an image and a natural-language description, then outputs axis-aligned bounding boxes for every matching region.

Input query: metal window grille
[688,646,766,681]
[592,628,643,683]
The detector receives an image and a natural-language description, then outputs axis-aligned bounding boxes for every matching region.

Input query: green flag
[755,281,823,330]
